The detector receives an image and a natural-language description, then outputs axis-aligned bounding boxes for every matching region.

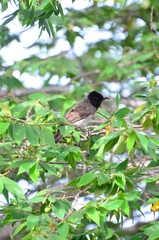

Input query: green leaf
[127,130,136,153]
[149,96,158,105]
[115,107,131,119]
[73,131,80,143]
[28,196,44,203]
[0,178,4,194]
[13,221,27,237]
[2,10,18,26]
[28,92,47,102]
[0,76,23,88]
[57,2,64,21]
[136,132,148,151]
[68,210,84,223]
[142,223,159,240]
[29,163,38,186]
[40,162,58,176]
[17,160,35,175]
[113,133,127,154]
[48,20,55,39]
[116,94,120,109]
[78,172,96,187]
[0,156,6,168]
[128,233,146,240]
[97,172,109,186]
[58,222,69,240]
[27,215,39,231]
[2,177,25,199]
[48,95,66,101]
[92,130,122,150]
[105,199,123,211]
[68,153,76,171]
[87,207,100,226]
[143,115,152,130]
[13,122,26,144]
[121,198,129,216]
[142,176,158,183]
[52,201,67,219]
[116,159,128,171]
[0,122,10,134]
[49,15,63,26]
[26,124,39,145]
[153,119,159,135]
[115,174,126,190]
[49,195,56,203]
[2,213,12,227]
[43,127,55,149]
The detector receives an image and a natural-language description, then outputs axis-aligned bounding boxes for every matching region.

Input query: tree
[0,0,159,239]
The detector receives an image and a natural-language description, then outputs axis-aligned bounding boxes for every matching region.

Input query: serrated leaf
[0,122,10,134]
[97,172,109,186]
[73,131,80,143]
[105,199,123,211]
[143,223,159,240]
[87,207,100,226]
[115,174,126,190]
[52,201,67,219]
[40,162,58,176]
[121,198,129,216]
[136,132,148,151]
[13,122,25,144]
[18,160,35,175]
[27,215,39,231]
[127,131,136,153]
[29,163,38,186]
[68,210,84,223]
[26,124,39,145]
[58,222,69,239]
[78,172,96,187]
[28,196,44,203]
[43,127,55,149]
[116,159,128,171]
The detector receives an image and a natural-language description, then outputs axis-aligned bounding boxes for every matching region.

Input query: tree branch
[0,86,70,97]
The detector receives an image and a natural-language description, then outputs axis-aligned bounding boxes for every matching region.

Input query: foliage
[0,0,159,239]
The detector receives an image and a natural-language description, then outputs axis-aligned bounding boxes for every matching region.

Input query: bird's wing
[65,100,96,124]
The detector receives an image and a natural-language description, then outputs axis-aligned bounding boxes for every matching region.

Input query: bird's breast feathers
[65,98,96,127]
[72,114,93,128]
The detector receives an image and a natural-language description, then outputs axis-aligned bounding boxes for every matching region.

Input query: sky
[0,0,116,88]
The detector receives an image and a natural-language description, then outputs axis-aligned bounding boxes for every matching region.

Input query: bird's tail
[55,129,63,143]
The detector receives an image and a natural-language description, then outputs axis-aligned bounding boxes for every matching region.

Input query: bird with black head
[55,91,109,143]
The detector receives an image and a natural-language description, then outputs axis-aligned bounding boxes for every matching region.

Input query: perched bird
[55,91,109,143]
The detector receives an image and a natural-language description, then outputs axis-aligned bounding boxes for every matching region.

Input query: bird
[55,91,109,143]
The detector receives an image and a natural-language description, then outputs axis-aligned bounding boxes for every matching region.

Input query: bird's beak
[103,97,110,100]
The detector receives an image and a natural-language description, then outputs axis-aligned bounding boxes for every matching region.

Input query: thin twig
[71,69,101,81]
[96,111,109,119]
[62,187,90,222]
[26,99,41,122]
[137,185,150,200]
